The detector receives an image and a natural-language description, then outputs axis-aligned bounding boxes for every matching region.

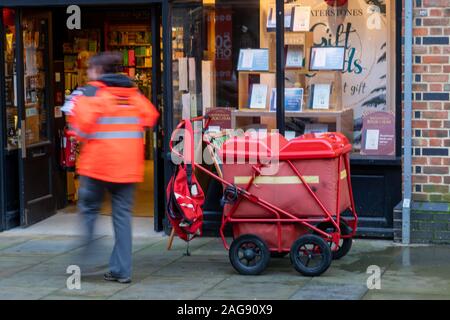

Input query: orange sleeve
[69,96,101,140]
[138,95,160,128]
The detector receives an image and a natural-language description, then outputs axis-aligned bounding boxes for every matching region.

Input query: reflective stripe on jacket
[69,77,159,183]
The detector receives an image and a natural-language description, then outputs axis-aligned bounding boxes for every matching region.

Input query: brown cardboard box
[25,106,40,145]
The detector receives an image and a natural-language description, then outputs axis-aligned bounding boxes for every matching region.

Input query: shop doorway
[51,5,163,219]
[0,5,164,231]
[1,8,57,227]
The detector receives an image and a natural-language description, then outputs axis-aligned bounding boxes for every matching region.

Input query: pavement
[1,212,450,300]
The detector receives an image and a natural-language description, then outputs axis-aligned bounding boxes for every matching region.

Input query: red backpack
[166,119,205,241]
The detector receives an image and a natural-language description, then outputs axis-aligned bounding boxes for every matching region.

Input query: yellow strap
[234,170,347,185]
[234,175,319,185]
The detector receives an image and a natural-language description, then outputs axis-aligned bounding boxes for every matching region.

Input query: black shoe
[104,271,132,284]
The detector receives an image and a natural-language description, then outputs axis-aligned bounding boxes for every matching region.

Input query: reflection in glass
[3,8,18,150]
[22,14,48,145]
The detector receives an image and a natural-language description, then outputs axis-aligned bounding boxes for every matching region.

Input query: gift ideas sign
[302,0,391,151]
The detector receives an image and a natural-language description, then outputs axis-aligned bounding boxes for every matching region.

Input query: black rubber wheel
[270,252,288,258]
[290,234,332,277]
[229,234,270,275]
[315,221,353,260]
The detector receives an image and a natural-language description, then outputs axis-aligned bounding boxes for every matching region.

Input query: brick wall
[410,0,450,203]
[396,0,450,243]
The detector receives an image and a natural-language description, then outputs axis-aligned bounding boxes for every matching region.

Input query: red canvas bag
[166,119,205,241]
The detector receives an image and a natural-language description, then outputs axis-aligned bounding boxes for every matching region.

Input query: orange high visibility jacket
[69,74,159,183]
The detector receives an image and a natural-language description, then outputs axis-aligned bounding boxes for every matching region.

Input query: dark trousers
[78,175,135,278]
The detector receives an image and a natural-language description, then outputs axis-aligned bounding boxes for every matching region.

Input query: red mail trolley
[169,116,357,277]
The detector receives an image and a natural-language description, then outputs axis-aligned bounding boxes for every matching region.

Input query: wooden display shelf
[231,108,354,142]
[238,71,276,110]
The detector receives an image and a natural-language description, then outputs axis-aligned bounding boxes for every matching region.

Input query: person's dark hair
[88,51,123,74]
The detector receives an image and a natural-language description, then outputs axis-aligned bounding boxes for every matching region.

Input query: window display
[22,14,49,145]
[3,9,18,150]
[171,0,396,157]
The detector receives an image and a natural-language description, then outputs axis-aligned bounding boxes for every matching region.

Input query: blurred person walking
[64,52,159,283]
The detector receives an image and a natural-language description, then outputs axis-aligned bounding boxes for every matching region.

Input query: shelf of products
[105,24,153,99]
[227,1,348,140]
[231,108,353,142]
[63,29,100,92]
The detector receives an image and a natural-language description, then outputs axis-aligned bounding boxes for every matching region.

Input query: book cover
[309,46,346,71]
[292,6,311,32]
[266,6,276,31]
[249,84,268,109]
[237,49,269,71]
[270,88,303,112]
[285,88,303,111]
[266,5,293,31]
[122,50,129,67]
[270,88,277,111]
[311,84,331,109]
[285,45,304,68]
[205,107,232,129]
[128,50,135,66]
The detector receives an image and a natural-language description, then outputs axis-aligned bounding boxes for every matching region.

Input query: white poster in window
[365,129,380,150]
[190,94,198,117]
[178,57,188,91]
[249,84,268,109]
[54,106,63,118]
[188,57,196,93]
[188,57,196,82]
[182,93,191,119]
[312,84,331,109]
[292,6,311,32]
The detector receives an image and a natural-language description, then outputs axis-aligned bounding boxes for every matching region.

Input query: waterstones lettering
[311,8,364,17]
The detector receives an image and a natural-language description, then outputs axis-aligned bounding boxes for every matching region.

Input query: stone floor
[1,214,450,300]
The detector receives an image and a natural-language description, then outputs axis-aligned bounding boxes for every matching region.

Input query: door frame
[16,9,57,227]
[0,8,7,232]
[161,0,173,233]
[151,4,165,231]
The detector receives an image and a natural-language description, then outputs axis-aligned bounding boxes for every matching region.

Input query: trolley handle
[169,115,211,159]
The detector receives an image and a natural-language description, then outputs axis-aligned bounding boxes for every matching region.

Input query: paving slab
[0,286,59,300]
[46,278,130,299]
[198,275,308,300]
[0,236,33,251]
[372,270,450,296]
[2,236,85,256]
[0,271,68,289]
[289,282,368,300]
[363,290,450,300]
[109,276,226,300]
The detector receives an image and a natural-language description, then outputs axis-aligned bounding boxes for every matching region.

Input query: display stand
[231,108,353,142]
[105,23,153,98]
[230,1,350,140]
